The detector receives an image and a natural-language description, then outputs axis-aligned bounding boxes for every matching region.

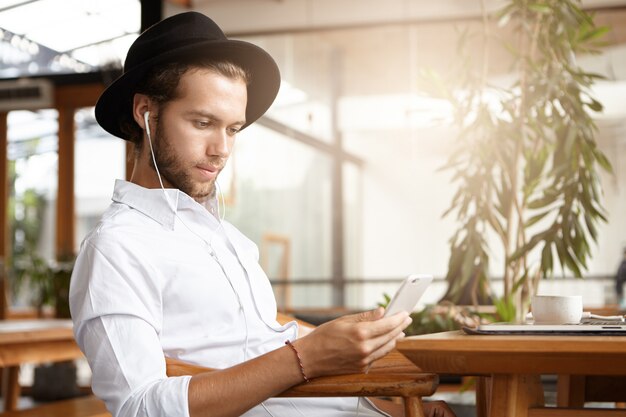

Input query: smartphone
[384,274,433,317]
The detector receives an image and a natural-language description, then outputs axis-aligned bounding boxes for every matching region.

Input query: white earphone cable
[144,112,360,417]
[144,111,176,213]
[215,180,226,223]
[144,111,249,362]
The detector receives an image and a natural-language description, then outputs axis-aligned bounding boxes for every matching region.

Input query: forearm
[188,344,304,417]
[188,309,411,417]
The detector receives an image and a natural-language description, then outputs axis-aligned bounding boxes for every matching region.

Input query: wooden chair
[166,313,439,417]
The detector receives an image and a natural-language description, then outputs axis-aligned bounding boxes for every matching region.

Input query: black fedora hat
[95,12,281,140]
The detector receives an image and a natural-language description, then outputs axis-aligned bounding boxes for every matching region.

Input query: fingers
[363,327,406,365]
[354,307,385,322]
[361,312,411,339]
[300,308,413,377]
[345,308,412,363]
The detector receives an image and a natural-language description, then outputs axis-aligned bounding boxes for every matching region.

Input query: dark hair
[119,60,251,151]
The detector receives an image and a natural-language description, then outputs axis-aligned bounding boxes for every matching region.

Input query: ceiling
[0,0,140,78]
[2,0,626,85]
[2,0,626,128]
[192,0,626,36]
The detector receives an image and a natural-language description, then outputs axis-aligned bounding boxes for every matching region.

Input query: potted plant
[434,0,612,318]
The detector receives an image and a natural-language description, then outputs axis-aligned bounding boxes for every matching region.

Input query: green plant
[13,251,74,318]
[379,295,484,335]
[9,183,74,316]
[10,185,50,310]
[13,252,54,313]
[493,295,518,323]
[436,0,612,316]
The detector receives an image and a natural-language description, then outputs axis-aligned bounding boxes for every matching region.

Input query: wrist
[285,340,310,383]
[291,337,323,379]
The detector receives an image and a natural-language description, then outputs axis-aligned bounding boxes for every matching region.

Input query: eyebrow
[184,110,246,127]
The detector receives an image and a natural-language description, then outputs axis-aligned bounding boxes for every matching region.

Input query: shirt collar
[111,179,219,230]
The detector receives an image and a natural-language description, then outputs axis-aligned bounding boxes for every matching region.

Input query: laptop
[465,317,626,335]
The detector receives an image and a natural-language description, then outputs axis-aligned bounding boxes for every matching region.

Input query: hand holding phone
[384,274,433,317]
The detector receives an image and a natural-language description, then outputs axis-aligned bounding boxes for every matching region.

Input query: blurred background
[1,0,625,318]
[3,1,626,415]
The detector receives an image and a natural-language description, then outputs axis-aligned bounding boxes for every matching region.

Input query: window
[7,109,58,307]
[74,107,125,248]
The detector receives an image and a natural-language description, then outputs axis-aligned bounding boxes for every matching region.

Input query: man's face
[151,68,247,201]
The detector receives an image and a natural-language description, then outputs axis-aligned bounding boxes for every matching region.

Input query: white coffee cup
[531,295,583,324]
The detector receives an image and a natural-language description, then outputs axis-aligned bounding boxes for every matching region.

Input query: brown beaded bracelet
[285,340,310,383]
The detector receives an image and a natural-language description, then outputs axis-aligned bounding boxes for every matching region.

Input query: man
[70,12,454,417]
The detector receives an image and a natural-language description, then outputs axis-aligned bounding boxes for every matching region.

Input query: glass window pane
[290,284,333,310]
[226,124,333,309]
[343,162,363,278]
[239,35,334,143]
[7,109,58,308]
[74,107,126,250]
[343,162,364,308]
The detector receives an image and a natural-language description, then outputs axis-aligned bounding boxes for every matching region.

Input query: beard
[150,116,225,202]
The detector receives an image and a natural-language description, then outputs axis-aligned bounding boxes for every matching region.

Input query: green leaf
[528,3,552,14]
[594,150,613,172]
[512,270,529,294]
[557,239,584,278]
[378,293,392,308]
[526,210,551,228]
[509,233,545,263]
[579,26,610,42]
[527,195,557,210]
[585,98,603,112]
[541,242,554,277]
[494,295,517,322]
[584,213,598,241]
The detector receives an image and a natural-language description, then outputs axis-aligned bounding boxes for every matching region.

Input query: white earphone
[144,111,151,139]
[142,108,250,355]
[140,111,308,417]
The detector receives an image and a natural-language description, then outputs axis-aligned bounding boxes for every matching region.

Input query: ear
[132,93,152,130]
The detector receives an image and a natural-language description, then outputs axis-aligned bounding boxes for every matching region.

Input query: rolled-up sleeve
[70,238,191,417]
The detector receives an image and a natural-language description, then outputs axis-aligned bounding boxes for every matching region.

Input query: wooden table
[0,319,83,412]
[397,330,626,417]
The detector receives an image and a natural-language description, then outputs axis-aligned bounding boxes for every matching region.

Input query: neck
[130,153,170,190]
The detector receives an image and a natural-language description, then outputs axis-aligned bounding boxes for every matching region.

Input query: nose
[208,129,232,158]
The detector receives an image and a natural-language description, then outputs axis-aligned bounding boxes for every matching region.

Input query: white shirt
[70,180,384,417]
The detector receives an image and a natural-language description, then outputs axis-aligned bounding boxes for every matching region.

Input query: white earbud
[144,111,151,140]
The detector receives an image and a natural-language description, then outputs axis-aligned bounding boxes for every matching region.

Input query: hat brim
[95,39,280,140]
